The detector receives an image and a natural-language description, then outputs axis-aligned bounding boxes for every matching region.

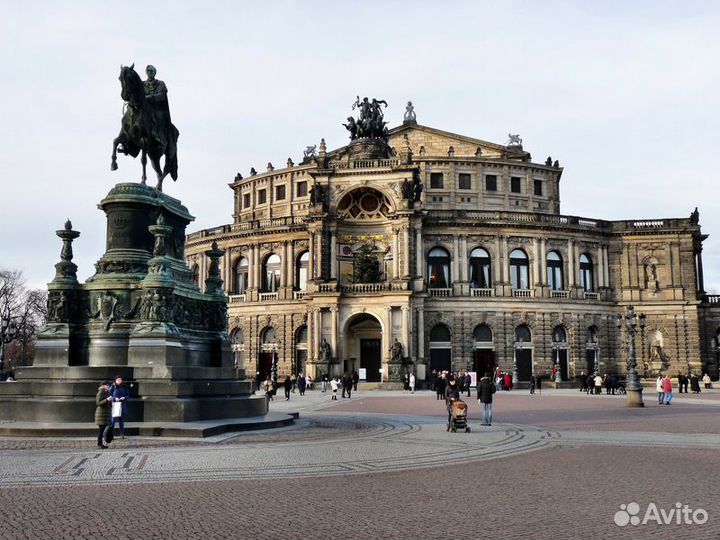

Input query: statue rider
[143,65,172,144]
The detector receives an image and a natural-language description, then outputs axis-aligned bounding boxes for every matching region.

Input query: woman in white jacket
[656,375,664,404]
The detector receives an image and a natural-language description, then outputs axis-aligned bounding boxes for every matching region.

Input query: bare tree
[0,270,48,369]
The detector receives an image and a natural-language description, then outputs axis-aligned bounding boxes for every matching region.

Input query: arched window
[552,325,567,343]
[546,251,564,291]
[427,247,451,289]
[473,324,493,342]
[296,251,309,291]
[261,326,277,345]
[509,249,530,290]
[233,257,249,294]
[469,248,492,288]
[192,264,200,288]
[580,254,594,292]
[587,326,598,344]
[262,254,281,292]
[515,324,532,343]
[230,327,245,368]
[429,324,451,342]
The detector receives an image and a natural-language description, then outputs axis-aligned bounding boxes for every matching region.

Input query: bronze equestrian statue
[111,64,179,191]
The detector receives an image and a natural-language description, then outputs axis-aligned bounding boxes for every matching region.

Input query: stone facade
[185,115,720,384]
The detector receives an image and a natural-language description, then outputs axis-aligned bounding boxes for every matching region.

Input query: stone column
[494,236,501,285]
[315,230,323,280]
[383,307,392,363]
[567,240,576,288]
[539,238,547,286]
[597,246,604,288]
[308,232,315,281]
[330,307,338,361]
[329,229,337,280]
[532,238,540,286]
[417,308,425,359]
[415,227,423,278]
[392,227,400,279]
[460,235,468,282]
[403,226,411,278]
[453,235,460,284]
[314,309,321,360]
[401,306,410,355]
[603,245,610,287]
[696,245,706,294]
[501,236,509,282]
[255,244,263,291]
[307,309,315,361]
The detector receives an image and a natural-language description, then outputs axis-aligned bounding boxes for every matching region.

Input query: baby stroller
[447,398,471,433]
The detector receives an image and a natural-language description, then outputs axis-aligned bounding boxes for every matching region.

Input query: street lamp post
[616,305,646,407]
[512,343,520,385]
[0,315,18,373]
[552,343,562,383]
[711,338,720,381]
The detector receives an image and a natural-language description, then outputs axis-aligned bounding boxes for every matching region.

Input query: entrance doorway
[360,339,381,382]
[429,324,452,373]
[586,349,597,374]
[516,349,533,381]
[558,349,569,381]
[473,349,495,377]
[258,352,275,381]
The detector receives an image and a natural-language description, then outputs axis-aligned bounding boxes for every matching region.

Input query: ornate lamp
[616,306,646,407]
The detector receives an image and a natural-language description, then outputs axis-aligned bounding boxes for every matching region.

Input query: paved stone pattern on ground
[1,389,719,540]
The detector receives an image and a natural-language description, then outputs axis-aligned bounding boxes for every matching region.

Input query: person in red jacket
[503,372,512,391]
[661,375,673,405]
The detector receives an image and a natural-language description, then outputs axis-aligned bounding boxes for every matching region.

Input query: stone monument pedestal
[0,183,274,430]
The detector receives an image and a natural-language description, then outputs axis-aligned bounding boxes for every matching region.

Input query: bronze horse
[111,64,178,191]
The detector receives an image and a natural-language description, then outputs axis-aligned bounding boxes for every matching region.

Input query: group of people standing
[94,376,129,448]
[577,372,620,395]
[677,372,710,393]
[431,370,472,400]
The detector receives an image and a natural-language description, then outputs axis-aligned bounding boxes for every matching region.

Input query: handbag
[111,400,123,418]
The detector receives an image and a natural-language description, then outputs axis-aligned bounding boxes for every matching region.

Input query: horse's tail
[166,124,179,181]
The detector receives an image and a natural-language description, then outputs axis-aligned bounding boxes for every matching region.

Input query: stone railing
[428,288,452,297]
[341,283,386,293]
[317,283,338,293]
[331,158,400,170]
[704,294,720,305]
[583,291,599,300]
[186,216,306,242]
[228,294,246,303]
[293,290,308,300]
[259,292,278,302]
[471,288,494,297]
[550,290,569,299]
[513,289,534,298]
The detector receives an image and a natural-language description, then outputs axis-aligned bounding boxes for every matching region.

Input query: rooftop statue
[403,101,416,123]
[344,96,389,141]
[111,64,179,191]
[507,133,523,147]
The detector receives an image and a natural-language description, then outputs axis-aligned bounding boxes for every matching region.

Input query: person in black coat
[464,372,472,397]
[529,374,536,394]
[477,372,497,425]
[343,373,353,398]
[435,376,446,400]
[283,376,292,400]
[444,378,460,424]
[351,371,359,391]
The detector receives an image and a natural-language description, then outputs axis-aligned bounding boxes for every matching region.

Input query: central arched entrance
[344,313,382,382]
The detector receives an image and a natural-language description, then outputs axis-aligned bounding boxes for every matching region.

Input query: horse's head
[119,64,143,105]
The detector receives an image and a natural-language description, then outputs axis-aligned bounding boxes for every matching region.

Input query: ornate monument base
[0,183,271,428]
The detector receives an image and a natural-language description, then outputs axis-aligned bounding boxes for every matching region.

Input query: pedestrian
[330,376,339,400]
[343,373,353,398]
[477,371,496,426]
[352,370,359,391]
[403,373,410,393]
[607,373,616,395]
[321,373,328,393]
[298,373,307,396]
[504,372,512,391]
[435,374,446,400]
[683,373,690,394]
[579,371,587,392]
[108,375,129,439]
[306,373,313,391]
[464,372,472,397]
[594,373,603,395]
[409,372,416,394]
[529,373,536,394]
[656,375,664,405]
[291,373,297,393]
[662,374,673,405]
[264,376,274,401]
[703,373,711,389]
[283,375,292,400]
[585,374,594,395]
[690,373,701,394]
[444,377,460,425]
[677,373,685,394]
[495,371,503,391]
[95,381,112,449]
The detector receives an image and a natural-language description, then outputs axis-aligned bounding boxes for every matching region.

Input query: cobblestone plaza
[1,388,718,540]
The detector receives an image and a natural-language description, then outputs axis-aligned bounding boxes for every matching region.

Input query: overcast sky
[1,1,719,292]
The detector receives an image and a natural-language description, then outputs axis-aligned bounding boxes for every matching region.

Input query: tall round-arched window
[262,254,281,292]
[296,251,309,291]
[473,324,493,342]
[469,248,492,288]
[234,257,249,294]
[509,249,530,290]
[552,325,567,343]
[427,247,451,289]
[546,251,564,291]
[515,324,532,343]
[429,324,451,342]
[580,254,594,292]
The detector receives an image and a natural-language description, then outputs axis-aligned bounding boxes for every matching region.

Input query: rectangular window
[258,189,267,204]
[243,193,251,208]
[485,175,497,191]
[534,180,543,196]
[511,176,522,193]
[275,185,286,201]
[296,181,308,197]
[430,172,444,189]
[458,173,471,190]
